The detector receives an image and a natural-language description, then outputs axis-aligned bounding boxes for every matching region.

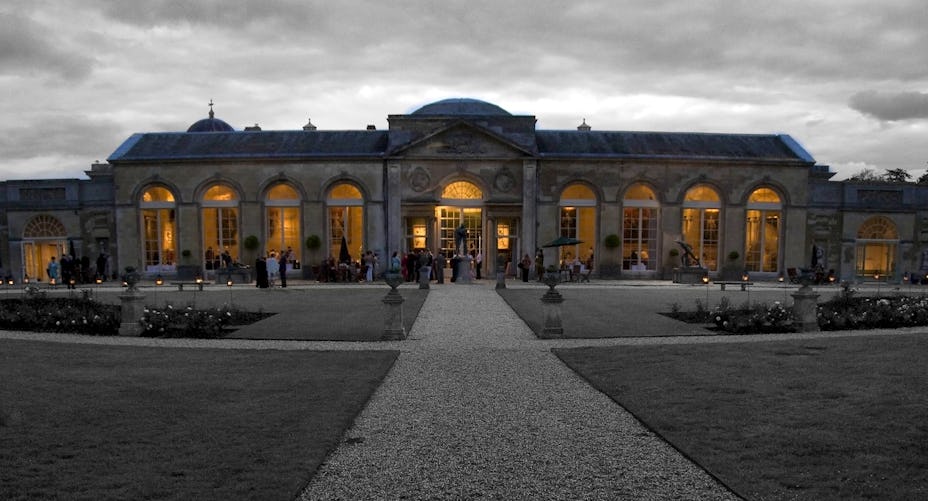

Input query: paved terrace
[1,279,918,499]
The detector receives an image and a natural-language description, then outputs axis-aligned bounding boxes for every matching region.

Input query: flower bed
[668,293,928,334]
[0,297,120,335]
[139,304,273,338]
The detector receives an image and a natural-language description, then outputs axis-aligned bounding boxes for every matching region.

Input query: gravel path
[298,284,738,500]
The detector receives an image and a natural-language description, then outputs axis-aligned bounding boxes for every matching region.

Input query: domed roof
[187,101,235,132]
[411,98,511,116]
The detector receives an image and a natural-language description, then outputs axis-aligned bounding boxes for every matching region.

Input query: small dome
[187,101,235,132]
[411,98,511,116]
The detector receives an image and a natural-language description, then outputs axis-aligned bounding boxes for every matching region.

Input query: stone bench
[216,269,252,284]
[714,281,753,291]
[170,281,206,291]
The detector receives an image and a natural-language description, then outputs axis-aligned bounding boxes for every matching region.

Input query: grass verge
[0,339,398,500]
[554,334,928,500]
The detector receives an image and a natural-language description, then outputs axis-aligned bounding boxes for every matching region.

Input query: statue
[455,224,468,256]
[675,240,701,268]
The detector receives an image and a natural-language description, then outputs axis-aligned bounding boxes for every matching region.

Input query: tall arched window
[623,183,658,271]
[744,187,781,273]
[682,184,721,271]
[202,184,240,265]
[856,216,897,278]
[437,181,483,257]
[140,186,176,272]
[266,183,301,266]
[559,184,596,264]
[328,183,364,262]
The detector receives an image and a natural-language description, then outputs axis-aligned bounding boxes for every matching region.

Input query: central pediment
[389,121,535,159]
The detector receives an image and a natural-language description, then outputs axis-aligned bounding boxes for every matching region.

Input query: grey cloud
[0,115,124,161]
[849,91,928,121]
[0,12,94,80]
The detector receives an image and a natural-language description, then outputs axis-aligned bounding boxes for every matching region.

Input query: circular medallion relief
[494,167,516,193]
[409,166,430,192]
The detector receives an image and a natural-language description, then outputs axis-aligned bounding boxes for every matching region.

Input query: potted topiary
[243,235,260,265]
[304,234,322,279]
[603,234,620,249]
[721,250,742,280]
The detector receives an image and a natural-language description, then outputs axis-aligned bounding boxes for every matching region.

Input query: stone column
[385,163,403,260]
[382,274,406,340]
[791,283,820,332]
[522,160,537,252]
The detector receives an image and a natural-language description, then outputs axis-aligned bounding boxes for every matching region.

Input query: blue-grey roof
[107,130,389,162]
[411,98,511,116]
[107,126,814,165]
[535,131,813,163]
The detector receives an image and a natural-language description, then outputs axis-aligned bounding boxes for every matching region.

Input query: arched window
[266,183,301,268]
[437,181,483,257]
[623,184,658,271]
[140,186,176,272]
[328,183,364,262]
[744,187,781,273]
[22,215,68,281]
[682,184,721,271]
[856,216,897,278]
[441,181,483,200]
[559,184,596,265]
[202,184,240,266]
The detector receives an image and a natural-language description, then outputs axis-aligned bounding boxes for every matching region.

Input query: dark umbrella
[542,236,584,248]
[338,235,351,264]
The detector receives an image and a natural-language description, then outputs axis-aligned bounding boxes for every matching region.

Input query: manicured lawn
[497,288,708,338]
[554,334,928,500]
[0,339,398,501]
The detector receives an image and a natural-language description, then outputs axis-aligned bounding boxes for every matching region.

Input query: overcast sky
[2,0,927,181]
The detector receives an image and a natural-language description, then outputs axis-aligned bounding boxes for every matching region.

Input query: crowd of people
[45,252,112,289]
[253,247,294,288]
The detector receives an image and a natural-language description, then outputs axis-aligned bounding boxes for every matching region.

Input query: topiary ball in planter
[603,234,620,249]
[244,235,260,252]
[305,234,321,250]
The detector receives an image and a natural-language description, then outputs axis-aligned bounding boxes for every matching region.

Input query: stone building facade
[0,98,925,284]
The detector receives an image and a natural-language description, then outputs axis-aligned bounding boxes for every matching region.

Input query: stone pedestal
[119,290,146,336]
[382,274,406,340]
[673,267,708,284]
[541,272,564,337]
[456,256,473,284]
[418,266,431,290]
[791,285,820,332]
[495,269,506,289]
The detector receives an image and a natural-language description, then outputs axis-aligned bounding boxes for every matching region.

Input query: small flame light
[741,272,749,282]
[195,276,203,285]
[777,273,784,283]
[227,279,233,287]
[701,274,710,284]
[155,275,164,286]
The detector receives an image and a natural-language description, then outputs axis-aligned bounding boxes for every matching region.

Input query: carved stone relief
[409,166,430,192]
[494,167,516,193]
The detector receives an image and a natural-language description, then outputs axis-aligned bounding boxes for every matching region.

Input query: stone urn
[122,266,142,292]
[542,271,561,291]
[384,272,404,290]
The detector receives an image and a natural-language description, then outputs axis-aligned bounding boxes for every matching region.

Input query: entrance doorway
[21,215,68,282]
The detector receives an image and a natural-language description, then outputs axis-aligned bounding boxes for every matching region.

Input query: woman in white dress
[266,251,280,287]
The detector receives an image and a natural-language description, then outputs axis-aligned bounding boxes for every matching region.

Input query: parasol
[542,236,584,248]
[338,235,351,263]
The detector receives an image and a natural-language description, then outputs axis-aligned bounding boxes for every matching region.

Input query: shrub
[603,234,620,248]
[138,304,271,338]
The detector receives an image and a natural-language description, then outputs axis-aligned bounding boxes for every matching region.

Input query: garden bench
[216,269,251,284]
[714,281,753,291]
[170,281,206,291]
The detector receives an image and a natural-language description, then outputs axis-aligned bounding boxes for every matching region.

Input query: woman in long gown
[255,256,269,288]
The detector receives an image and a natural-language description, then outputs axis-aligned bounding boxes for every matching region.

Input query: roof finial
[303,118,317,131]
[208,99,215,119]
[577,118,591,131]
